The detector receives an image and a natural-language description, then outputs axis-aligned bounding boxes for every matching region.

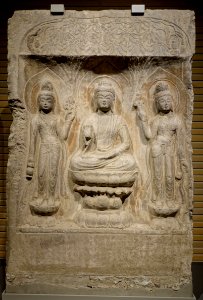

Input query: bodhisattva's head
[154,82,173,113]
[94,82,115,113]
[156,94,173,113]
[37,81,55,113]
[38,94,55,113]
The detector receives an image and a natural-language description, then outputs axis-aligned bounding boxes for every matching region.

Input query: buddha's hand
[83,125,95,148]
[99,149,118,160]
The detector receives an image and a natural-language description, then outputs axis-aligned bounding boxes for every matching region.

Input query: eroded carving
[25,16,193,57]
[70,80,138,227]
[134,81,188,217]
[6,9,195,296]
[26,81,75,215]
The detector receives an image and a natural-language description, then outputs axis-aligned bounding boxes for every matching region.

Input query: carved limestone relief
[6,54,193,233]
[70,79,139,227]
[134,81,189,218]
[26,81,75,216]
[6,10,195,295]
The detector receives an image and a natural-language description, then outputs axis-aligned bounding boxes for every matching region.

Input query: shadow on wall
[0,107,10,300]
[0,259,5,300]
[192,262,203,300]
[0,107,10,255]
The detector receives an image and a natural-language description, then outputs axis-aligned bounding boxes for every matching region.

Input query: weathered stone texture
[6,9,195,297]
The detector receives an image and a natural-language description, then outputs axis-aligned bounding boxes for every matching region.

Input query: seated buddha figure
[70,81,138,211]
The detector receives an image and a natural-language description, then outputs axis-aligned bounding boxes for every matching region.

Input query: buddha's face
[95,90,114,112]
[39,94,54,113]
[157,94,173,112]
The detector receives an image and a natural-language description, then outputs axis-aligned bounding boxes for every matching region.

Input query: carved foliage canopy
[23,13,194,57]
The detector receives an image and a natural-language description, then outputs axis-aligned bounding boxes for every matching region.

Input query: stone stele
[5,9,195,299]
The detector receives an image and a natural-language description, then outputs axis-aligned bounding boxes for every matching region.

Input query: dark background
[0,0,202,299]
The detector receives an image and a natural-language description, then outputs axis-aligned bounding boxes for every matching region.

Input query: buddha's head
[94,81,115,112]
[37,81,55,113]
[154,82,173,113]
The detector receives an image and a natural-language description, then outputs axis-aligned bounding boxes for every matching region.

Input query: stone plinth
[6,229,192,293]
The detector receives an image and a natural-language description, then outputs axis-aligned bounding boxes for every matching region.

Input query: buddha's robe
[70,112,137,186]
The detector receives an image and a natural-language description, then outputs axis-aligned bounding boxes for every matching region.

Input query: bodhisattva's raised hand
[64,99,76,122]
[133,94,147,122]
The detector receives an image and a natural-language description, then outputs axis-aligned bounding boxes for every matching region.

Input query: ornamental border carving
[22,16,193,57]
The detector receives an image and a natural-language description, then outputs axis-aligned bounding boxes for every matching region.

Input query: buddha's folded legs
[70,152,137,187]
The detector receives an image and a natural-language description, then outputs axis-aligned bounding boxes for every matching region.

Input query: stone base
[75,208,133,228]
[6,229,193,293]
[2,291,196,300]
